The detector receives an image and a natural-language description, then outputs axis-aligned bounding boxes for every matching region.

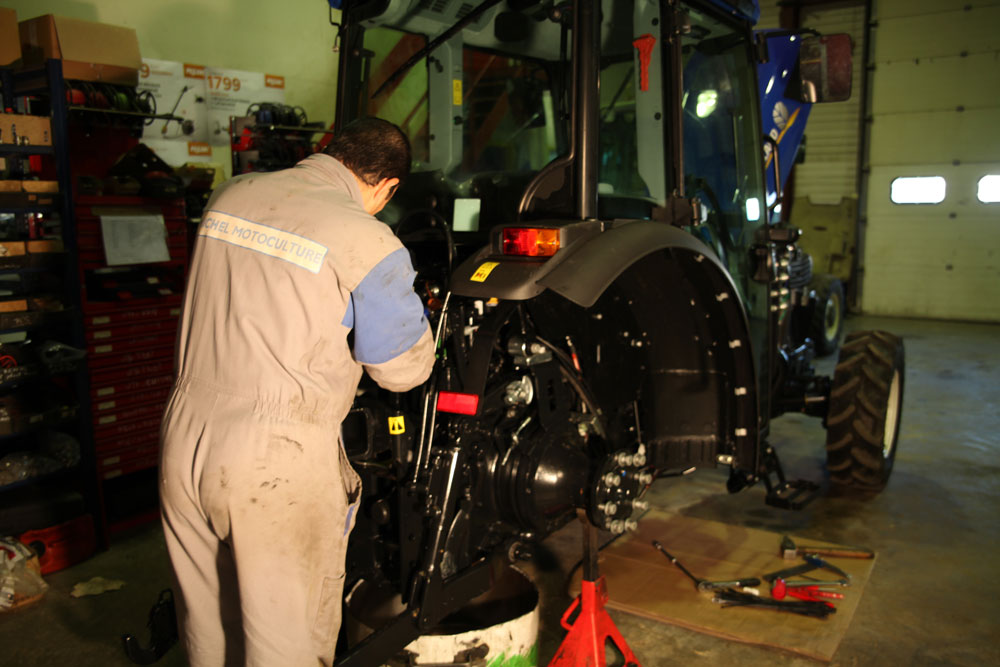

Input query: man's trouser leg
[160,379,360,667]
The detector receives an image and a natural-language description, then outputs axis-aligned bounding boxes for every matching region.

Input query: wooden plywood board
[570,511,877,663]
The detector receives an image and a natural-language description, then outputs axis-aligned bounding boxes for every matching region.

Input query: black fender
[449,219,604,303]
[452,219,732,308]
[450,220,761,481]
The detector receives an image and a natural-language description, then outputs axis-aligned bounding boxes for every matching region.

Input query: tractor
[327,0,904,663]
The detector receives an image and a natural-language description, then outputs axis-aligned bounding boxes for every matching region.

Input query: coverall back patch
[200,210,329,274]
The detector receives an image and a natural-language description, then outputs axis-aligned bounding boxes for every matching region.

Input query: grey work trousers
[160,377,360,666]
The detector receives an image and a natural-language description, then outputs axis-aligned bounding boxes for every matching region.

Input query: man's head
[324,117,411,215]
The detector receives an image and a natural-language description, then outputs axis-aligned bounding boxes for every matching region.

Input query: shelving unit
[0,59,102,564]
[230,113,327,174]
[1,59,188,552]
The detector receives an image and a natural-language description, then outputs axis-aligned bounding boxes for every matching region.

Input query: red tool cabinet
[73,195,186,490]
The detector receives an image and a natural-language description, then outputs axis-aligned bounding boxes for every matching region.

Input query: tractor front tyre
[825,330,904,494]
[809,274,844,356]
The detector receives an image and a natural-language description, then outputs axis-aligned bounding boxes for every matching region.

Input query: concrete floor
[1,315,998,666]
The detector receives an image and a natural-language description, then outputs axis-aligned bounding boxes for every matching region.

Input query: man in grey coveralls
[159,118,434,666]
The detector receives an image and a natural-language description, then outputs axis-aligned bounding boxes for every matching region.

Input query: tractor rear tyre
[825,330,904,493]
[809,274,844,357]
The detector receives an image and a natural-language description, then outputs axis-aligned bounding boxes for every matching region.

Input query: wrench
[696,577,762,592]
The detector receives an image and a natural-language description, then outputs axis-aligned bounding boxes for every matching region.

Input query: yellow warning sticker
[452,79,463,106]
[388,416,406,435]
[470,261,499,283]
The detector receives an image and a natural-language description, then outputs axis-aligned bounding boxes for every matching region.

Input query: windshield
[339,1,763,242]
[345,22,566,227]
[681,6,765,264]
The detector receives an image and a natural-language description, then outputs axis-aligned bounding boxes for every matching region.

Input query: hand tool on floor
[712,588,837,619]
[779,579,849,588]
[763,555,851,585]
[786,586,844,604]
[651,541,760,592]
[781,535,874,560]
[771,578,845,604]
[696,577,762,592]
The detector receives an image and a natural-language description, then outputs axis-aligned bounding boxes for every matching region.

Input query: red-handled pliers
[788,586,843,600]
[771,578,844,608]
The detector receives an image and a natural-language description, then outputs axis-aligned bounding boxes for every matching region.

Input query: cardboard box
[0,240,64,270]
[0,8,20,66]
[27,239,65,254]
[22,180,59,193]
[0,112,52,146]
[19,14,141,86]
[0,241,27,261]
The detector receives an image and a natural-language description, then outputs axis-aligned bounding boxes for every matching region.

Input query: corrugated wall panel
[794,3,866,204]
[755,1,866,285]
[872,53,1000,115]
[867,163,1000,218]
[874,5,1000,61]
[756,0,781,29]
[876,0,1000,19]
[870,109,1000,165]
[862,0,1000,321]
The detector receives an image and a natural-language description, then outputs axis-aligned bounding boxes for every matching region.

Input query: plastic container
[347,564,539,666]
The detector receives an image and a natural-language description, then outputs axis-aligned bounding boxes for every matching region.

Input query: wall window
[890,176,946,204]
[977,175,1000,203]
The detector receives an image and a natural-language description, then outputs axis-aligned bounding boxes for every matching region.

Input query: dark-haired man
[159,117,433,666]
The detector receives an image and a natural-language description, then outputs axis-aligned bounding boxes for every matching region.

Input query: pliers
[771,578,845,608]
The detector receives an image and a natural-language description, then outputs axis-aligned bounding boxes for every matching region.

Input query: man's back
[175,153,416,425]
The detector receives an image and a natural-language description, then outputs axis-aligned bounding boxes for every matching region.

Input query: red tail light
[502,227,560,257]
[436,391,480,415]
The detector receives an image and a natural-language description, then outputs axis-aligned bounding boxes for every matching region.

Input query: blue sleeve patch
[341,295,355,329]
[346,247,428,365]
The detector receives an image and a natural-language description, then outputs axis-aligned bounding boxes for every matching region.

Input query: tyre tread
[824,330,905,495]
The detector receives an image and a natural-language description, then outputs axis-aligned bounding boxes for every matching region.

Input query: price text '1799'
[208,75,242,92]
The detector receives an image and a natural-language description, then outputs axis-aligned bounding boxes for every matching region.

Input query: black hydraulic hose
[411,291,452,484]
[394,209,455,273]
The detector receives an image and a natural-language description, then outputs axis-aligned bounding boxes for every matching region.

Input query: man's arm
[345,247,435,391]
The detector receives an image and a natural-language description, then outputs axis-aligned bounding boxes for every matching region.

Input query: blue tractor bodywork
[756,31,813,217]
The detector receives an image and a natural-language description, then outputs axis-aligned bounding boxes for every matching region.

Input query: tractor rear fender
[451,220,761,480]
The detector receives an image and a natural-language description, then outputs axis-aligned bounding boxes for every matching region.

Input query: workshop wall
[860,0,1000,322]
[4,0,342,176]
[756,0,866,298]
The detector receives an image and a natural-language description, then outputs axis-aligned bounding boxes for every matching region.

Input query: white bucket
[347,565,539,666]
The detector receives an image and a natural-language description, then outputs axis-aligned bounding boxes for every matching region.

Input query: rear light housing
[436,391,480,415]
[501,227,561,257]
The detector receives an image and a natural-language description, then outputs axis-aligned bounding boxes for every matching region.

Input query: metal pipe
[668,1,686,197]
[412,291,452,484]
[423,447,462,579]
[575,0,600,220]
[851,0,875,311]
